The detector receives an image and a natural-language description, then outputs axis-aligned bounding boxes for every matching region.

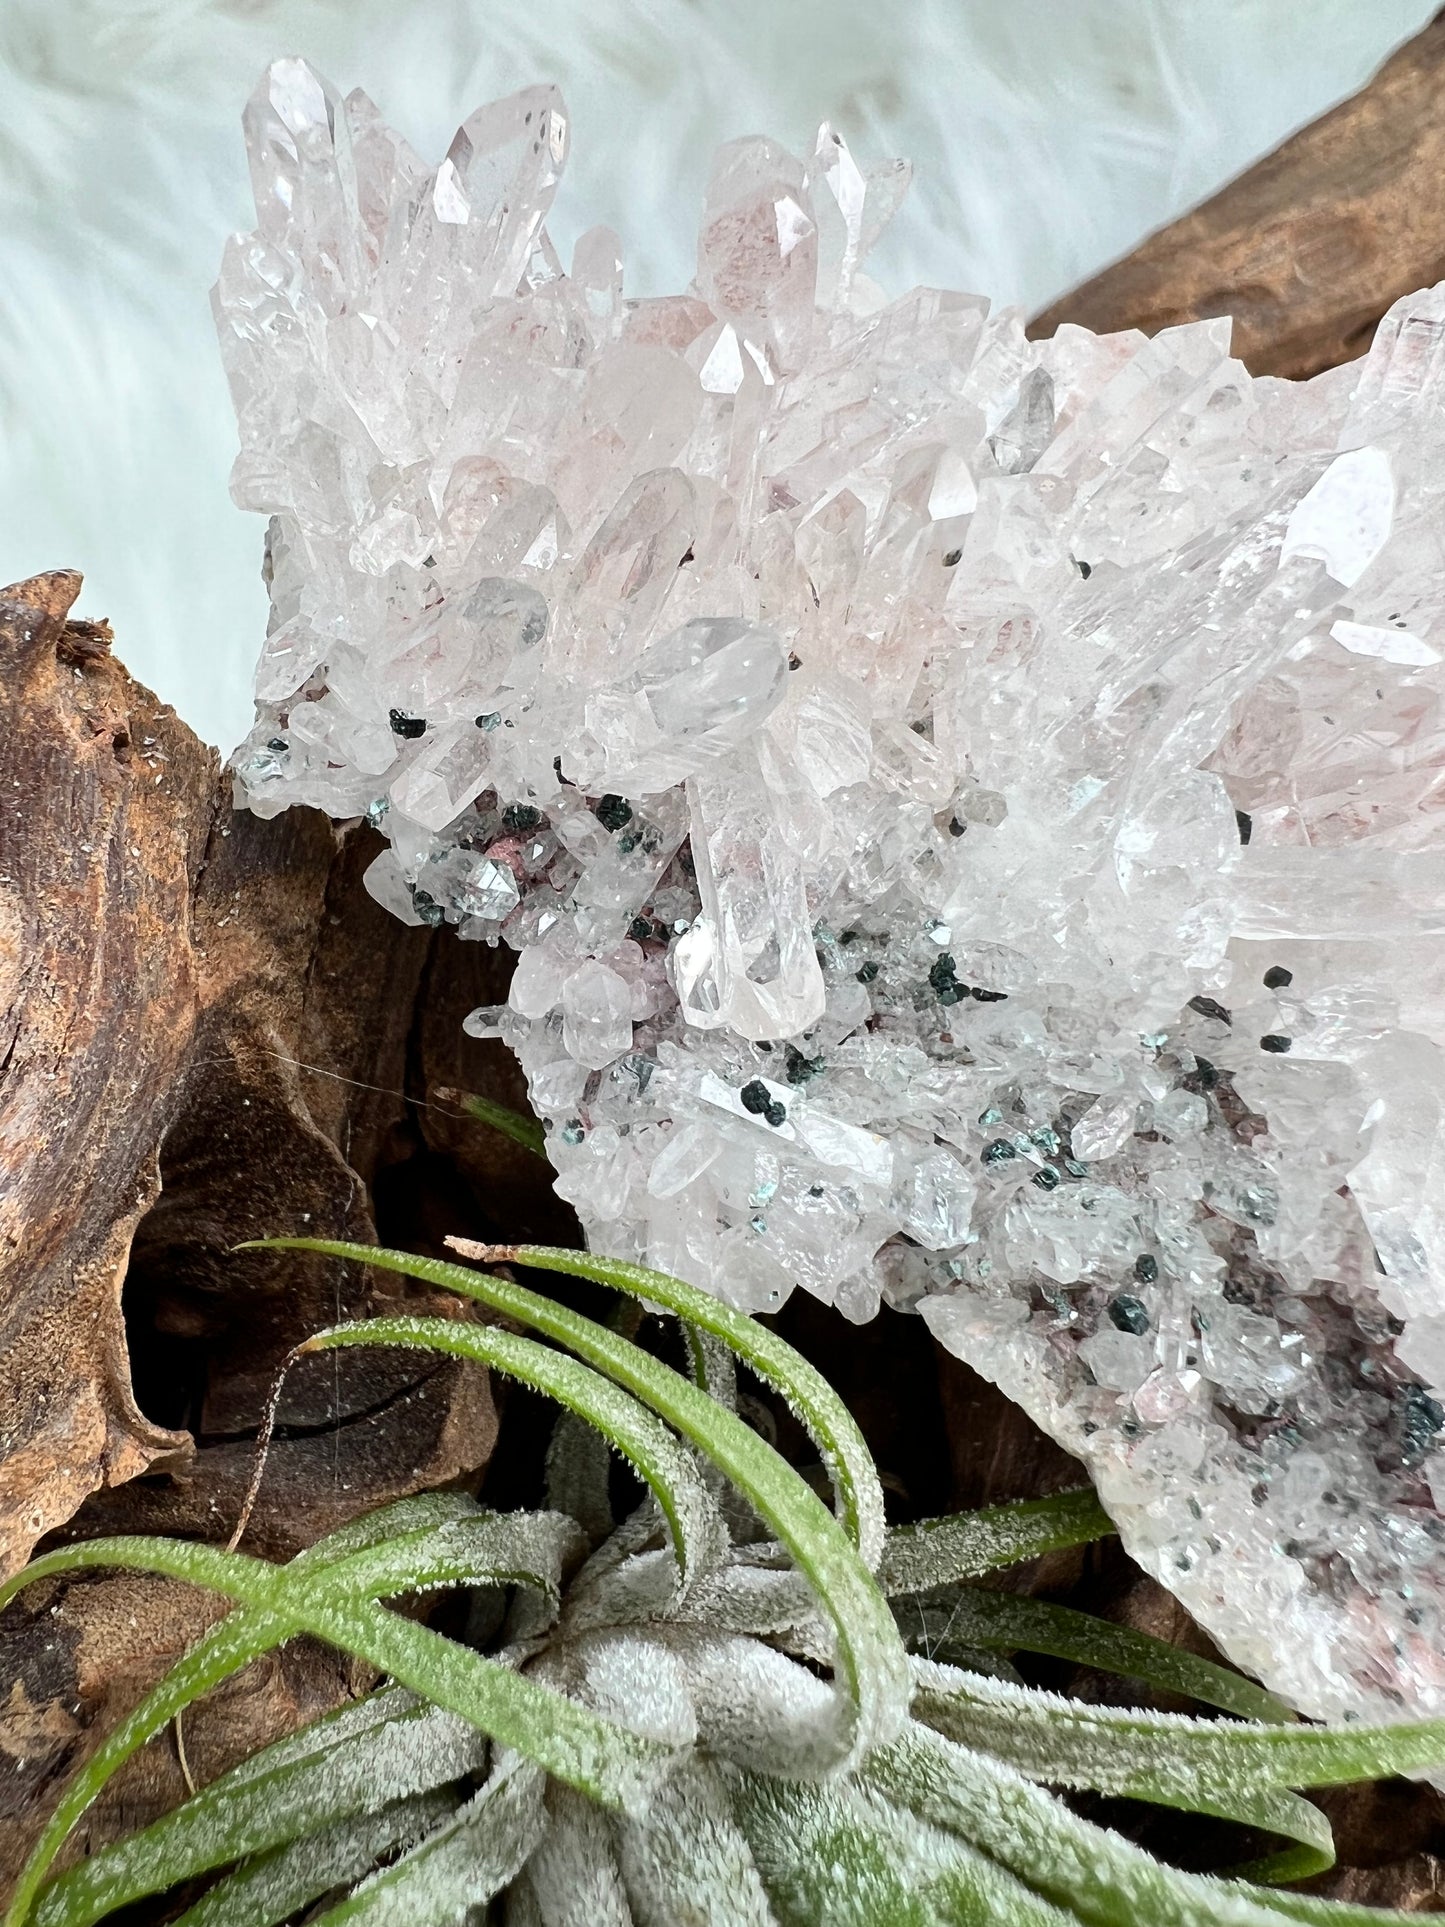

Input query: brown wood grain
[0,568,561,1889]
[1031,10,1445,378]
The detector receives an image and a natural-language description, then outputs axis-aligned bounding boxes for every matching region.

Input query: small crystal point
[243,57,341,239]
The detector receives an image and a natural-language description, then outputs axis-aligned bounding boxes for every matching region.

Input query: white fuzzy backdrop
[1,0,1434,749]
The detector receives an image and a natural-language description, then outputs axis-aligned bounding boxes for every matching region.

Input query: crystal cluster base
[219,58,1445,1730]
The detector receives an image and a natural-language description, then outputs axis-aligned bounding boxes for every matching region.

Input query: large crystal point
[220,62,1445,1738]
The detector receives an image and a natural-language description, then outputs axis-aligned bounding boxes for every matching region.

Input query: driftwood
[0,570,558,1872]
[1030,8,1445,378]
[7,7,1445,1900]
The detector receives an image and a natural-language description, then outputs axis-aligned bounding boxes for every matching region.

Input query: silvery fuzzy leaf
[616,1757,775,1926]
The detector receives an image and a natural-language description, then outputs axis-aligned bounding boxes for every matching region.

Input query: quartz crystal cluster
[220,58,1445,1731]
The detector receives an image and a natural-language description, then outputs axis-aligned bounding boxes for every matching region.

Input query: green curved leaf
[443,1237,887,1572]
[870,1729,1330,1927]
[910,1661,1337,1875]
[263,1241,910,1768]
[36,1692,474,1927]
[2,1522,668,1927]
[7,1601,290,1927]
[910,1657,1445,1796]
[878,1489,1113,1595]
[169,1791,458,1927]
[894,1585,1291,1724]
[452,1090,548,1160]
[307,1756,545,1925]
[292,1315,720,1611]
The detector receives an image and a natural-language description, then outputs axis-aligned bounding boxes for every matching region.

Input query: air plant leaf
[0,1507,669,1927]
[442,1236,889,1572]
[519,1784,633,1927]
[911,1657,1445,1798]
[263,1239,911,1767]
[869,1728,1425,1927]
[877,1487,1114,1594]
[286,1312,723,1611]
[447,1088,549,1159]
[35,1695,481,1927]
[615,1757,776,1925]
[892,1585,1291,1724]
[305,1755,545,1926]
[167,1792,459,1927]
[10,1239,1445,1927]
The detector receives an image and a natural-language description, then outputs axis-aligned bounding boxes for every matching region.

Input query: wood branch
[0,569,571,1880]
[1029,10,1445,378]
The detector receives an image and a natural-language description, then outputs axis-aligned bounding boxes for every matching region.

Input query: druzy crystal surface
[220,58,1445,1728]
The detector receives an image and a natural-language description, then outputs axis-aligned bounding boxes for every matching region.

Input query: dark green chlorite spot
[596,793,633,832]
[1108,1294,1151,1335]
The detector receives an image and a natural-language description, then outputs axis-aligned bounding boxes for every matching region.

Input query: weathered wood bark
[0,569,567,1878]
[1030,9,1445,378]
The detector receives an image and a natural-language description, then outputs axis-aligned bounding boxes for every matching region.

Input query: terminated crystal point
[219,57,1445,1732]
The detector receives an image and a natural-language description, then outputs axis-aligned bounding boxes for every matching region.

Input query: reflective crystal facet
[221,60,1445,1734]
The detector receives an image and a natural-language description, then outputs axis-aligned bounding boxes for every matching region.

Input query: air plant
[4,1238,1443,1927]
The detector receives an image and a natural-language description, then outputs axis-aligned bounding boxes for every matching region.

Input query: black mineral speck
[266,736,289,754]
[1134,1253,1159,1283]
[1032,1167,1060,1191]
[1235,809,1253,845]
[764,1100,788,1128]
[502,803,544,833]
[389,709,427,739]
[628,916,653,943]
[982,1138,1018,1168]
[788,651,803,670]
[1075,559,1093,578]
[1399,1383,1445,1467]
[1187,995,1231,1025]
[856,961,879,984]
[411,888,444,926]
[971,986,1008,1003]
[948,816,966,837]
[1108,1294,1151,1335]
[928,954,958,994]
[739,1080,771,1115]
[937,983,967,1006]
[783,1044,824,1084]
[942,547,962,567]
[595,793,633,832]
[1260,1033,1293,1053]
[1264,965,1293,990]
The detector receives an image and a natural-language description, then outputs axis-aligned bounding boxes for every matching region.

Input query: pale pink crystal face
[219,58,1445,1728]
